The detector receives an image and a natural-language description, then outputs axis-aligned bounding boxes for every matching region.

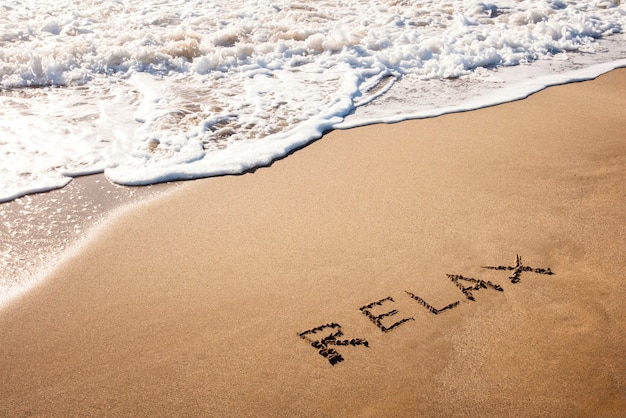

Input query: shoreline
[0,174,176,309]
[1,69,625,416]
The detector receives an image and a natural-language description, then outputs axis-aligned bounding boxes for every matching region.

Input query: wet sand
[1,69,625,416]
[0,174,173,305]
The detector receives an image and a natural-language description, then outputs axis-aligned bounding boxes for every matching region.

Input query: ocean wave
[1,0,625,201]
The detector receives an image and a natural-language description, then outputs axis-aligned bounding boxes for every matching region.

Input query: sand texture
[1,70,625,416]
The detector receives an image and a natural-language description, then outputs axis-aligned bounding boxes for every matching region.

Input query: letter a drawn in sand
[447,274,504,301]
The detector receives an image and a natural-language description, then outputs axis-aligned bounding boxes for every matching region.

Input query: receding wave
[1,0,626,201]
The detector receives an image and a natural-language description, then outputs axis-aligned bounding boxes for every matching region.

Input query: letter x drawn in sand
[481,254,554,284]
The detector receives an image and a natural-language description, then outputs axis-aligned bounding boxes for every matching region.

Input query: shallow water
[0,174,170,306]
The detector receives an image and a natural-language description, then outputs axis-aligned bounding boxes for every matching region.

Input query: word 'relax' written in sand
[298,255,554,366]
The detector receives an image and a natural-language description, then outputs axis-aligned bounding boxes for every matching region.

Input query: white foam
[1,0,626,200]
[337,58,626,129]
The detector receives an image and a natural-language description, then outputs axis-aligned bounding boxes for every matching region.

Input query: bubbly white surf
[1,0,626,202]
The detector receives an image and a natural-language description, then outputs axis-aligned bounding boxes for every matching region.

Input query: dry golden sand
[1,70,625,417]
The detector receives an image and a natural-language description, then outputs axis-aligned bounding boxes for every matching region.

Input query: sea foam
[1,0,626,201]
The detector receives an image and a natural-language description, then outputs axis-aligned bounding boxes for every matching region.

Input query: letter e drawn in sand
[359,296,415,332]
[482,254,554,284]
[298,323,369,366]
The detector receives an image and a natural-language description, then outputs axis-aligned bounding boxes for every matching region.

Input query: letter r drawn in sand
[298,323,369,366]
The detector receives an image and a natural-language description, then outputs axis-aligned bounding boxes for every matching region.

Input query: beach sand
[1,69,625,417]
